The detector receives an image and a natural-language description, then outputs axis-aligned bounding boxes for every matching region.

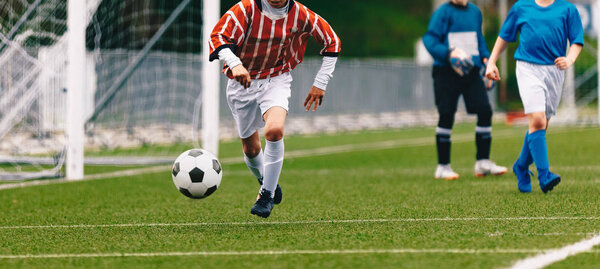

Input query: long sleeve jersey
[209,0,341,80]
[423,2,490,68]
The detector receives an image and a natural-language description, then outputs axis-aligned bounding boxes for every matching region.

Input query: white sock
[262,139,284,198]
[244,150,264,181]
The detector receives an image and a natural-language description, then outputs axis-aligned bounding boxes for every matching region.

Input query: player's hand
[449,47,467,59]
[485,63,500,81]
[232,64,251,88]
[303,86,325,112]
[554,57,573,70]
[485,79,494,90]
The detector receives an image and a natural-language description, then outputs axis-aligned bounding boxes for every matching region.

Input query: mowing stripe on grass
[0,248,570,259]
[510,234,600,269]
[1,216,599,230]
[0,129,526,191]
[0,127,594,191]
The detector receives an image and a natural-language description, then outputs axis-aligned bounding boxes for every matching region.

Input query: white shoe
[474,160,507,177]
[435,164,459,180]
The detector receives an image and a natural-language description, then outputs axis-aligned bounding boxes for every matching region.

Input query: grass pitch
[1,124,599,268]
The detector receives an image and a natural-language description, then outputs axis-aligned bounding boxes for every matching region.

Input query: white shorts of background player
[226,72,293,139]
[516,60,565,119]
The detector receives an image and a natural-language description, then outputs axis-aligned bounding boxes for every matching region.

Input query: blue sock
[527,130,549,179]
[516,131,533,168]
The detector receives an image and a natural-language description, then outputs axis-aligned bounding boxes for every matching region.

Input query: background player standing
[486,0,583,193]
[423,0,507,180]
[209,0,340,217]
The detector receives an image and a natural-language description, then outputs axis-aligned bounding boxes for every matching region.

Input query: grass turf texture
[1,124,599,268]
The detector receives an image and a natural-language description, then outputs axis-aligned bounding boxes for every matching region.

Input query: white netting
[84,0,203,161]
[0,0,70,180]
[0,0,203,179]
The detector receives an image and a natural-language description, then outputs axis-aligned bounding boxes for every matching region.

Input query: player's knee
[242,144,261,158]
[530,117,546,131]
[438,112,455,129]
[477,109,493,127]
[242,139,261,158]
[265,126,284,142]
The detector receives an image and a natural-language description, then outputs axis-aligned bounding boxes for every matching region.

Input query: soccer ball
[171,149,222,199]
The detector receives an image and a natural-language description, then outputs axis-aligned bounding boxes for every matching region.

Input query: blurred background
[0,0,598,180]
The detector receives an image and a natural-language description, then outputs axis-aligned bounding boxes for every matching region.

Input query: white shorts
[516,61,565,118]
[226,72,292,139]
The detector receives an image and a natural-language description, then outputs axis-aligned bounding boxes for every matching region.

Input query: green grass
[1,124,600,268]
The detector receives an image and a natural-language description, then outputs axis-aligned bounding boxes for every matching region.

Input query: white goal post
[201,0,220,157]
[66,0,86,180]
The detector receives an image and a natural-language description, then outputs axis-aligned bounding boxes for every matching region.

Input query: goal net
[0,0,207,180]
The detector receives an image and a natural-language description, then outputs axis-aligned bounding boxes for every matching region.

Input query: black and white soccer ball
[172,149,222,199]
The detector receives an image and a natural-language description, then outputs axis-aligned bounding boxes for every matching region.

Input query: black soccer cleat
[539,172,561,194]
[257,177,282,205]
[251,189,274,218]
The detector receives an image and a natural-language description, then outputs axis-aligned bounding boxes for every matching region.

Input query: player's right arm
[485,3,519,81]
[422,7,450,62]
[485,37,509,81]
[208,1,252,88]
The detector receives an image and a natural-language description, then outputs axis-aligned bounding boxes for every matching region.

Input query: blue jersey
[423,2,490,68]
[499,0,584,65]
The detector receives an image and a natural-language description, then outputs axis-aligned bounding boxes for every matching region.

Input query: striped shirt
[209,0,341,80]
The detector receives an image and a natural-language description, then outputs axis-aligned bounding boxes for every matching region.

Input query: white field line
[510,234,600,269]
[1,216,599,230]
[487,232,599,237]
[0,248,587,260]
[0,165,171,191]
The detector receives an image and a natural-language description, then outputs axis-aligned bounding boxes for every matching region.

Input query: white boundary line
[0,166,171,191]
[0,248,576,259]
[510,234,600,269]
[1,216,599,230]
[487,232,599,237]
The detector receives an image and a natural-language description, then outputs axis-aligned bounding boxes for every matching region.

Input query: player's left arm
[303,11,341,112]
[555,6,585,70]
[555,44,582,70]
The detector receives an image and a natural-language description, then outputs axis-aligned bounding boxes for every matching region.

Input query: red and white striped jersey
[209,0,341,80]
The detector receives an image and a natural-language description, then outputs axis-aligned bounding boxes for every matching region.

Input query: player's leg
[433,66,460,180]
[262,106,286,196]
[529,65,563,193]
[225,78,280,204]
[513,129,534,192]
[463,70,507,177]
[241,131,264,182]
[250,108,286,218]
[526,111,559,193]
[516,62,561,193]
[251,73,292,218]
[514,61,551,192]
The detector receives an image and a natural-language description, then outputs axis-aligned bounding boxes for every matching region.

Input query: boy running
[486,0,583,193]
[209,0,340,217]
[423,0,507,180]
